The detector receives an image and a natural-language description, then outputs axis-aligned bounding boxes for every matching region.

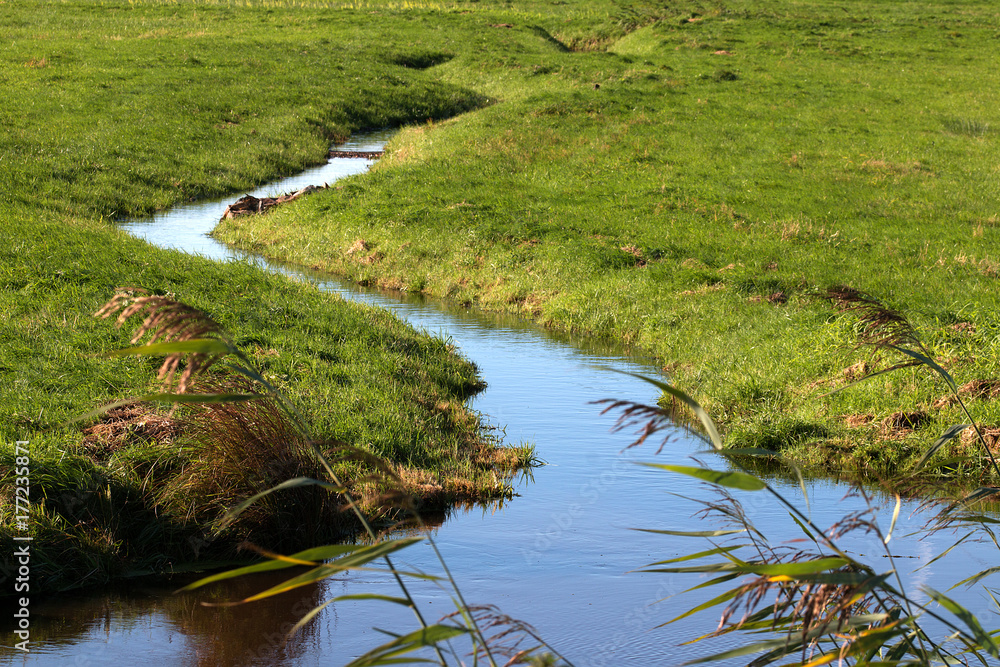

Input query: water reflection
[1,570,326,666]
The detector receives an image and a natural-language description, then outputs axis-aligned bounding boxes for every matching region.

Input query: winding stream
[4,132,996,666]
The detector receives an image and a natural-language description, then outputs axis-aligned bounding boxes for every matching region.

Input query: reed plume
[96,288,234,393]
[821,285,922,351]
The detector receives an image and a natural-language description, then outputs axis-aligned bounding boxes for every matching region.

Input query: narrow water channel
[5,133,996,666]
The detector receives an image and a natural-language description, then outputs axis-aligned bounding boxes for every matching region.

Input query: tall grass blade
[916,425,971,470]
[634,528,748,538]
[239,537,427,603]
[950,567,1000,591]
[288,597,340,639]
[733,557,849,577]
[659,587,741,627]
[639,463,765,491]
[286,594,414,639]
[918,533,972,571]
[818,361,921,398]
[641,562,743,575]
[888,345,958,393]
[682,572,742,592]
[344,624,470,667]
[216,476,347,530]
[789,512,817,544]
[945,487,1000,514]
[180,544,366,591]
[924,587,1000,658]
[790,463,810,518]
[679,637,801,664]
[644,545,745,567]
[885,494,902,545]
[985,589,1000,617]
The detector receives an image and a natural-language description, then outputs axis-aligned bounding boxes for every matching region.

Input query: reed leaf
[818,361,921,398]
[950,566,1000,591]
[732,557,850,577]
[888,345,958,393]
[216,475,347,530]
[634,528,748,538]
[621,372,724,450]
[287,594,415,640]
[644,545,745,567]
[945,487,1000,514]
[344,624,470,667]
[683,572,743,593]
[680,637,803,664]
[915,425,971,470]
[179,543,365,591]
[924,587,1000,658]
[789,512,818,544]
[884,494,902,545]
[237,537,427,603]
[639,463,766,491]
[659,588,741,627]
[918,533,973,571]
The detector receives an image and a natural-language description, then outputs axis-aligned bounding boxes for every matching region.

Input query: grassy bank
[210,0,1000,484]
[0,0,523,594]
[5,0,1000,594]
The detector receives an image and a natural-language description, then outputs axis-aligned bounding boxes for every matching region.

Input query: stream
[3,132,996,666]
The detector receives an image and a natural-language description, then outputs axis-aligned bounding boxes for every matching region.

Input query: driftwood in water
[222,185,324,220]
[328,150,384,159]
[222,150,383,219]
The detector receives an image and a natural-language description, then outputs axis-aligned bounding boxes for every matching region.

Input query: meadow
[0,0,519,592]
[5,2,1000,664]
[212,0,1000,482]
[3,0,1000,595]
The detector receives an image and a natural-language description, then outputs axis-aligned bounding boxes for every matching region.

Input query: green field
[3,0,1000,593]
[211,0,1000,482]
[0,0,522,593]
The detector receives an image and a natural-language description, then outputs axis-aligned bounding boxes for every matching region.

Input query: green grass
[0,0,525,594]
[5,0,1000,594]
[209,0,1000,484]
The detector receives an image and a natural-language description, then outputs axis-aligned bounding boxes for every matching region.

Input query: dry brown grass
[933,378,1000,408]
[880,410,930,434]
[961,426,1000,453]
[748,291,787,305]
[843,360,870,382]
[154,376,355,549]
[81,402,182,459]
[620,244,646,266]
[347,238,371,254]
[843,413,874,429]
